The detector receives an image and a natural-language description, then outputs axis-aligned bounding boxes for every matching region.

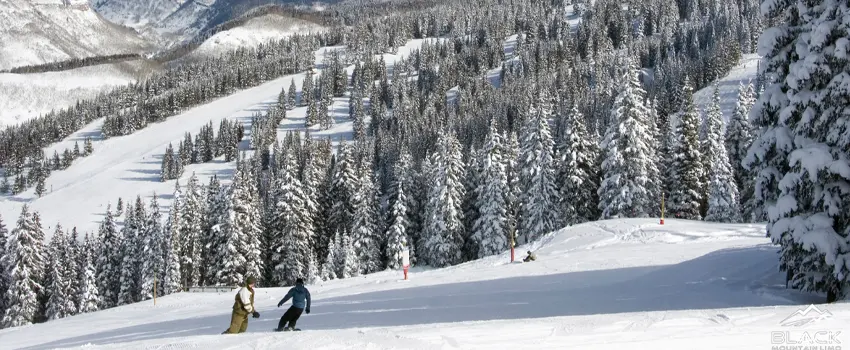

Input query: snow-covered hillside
[91,0,187,29]
[0,38,432,237]
[0,0,150,71]
[188,14,325,59]
[1,219,845,349]
[693,54,760,122]
[0,61,150,125]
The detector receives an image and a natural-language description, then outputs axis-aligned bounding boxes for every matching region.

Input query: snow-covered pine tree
[0,214,9,316]
[340,230,360,278]
[84,137,93,156]
[350,155,383,274]
[45,226,73,320]
[725,82,756,220]
[161,143,175,182]
[518,91,558,243]
[762,0,850,301]
[270,153,312,286]
[385,151,415,270]
[95,206,120,308]
[140,195,164,300]
[703,86,741,223]
[471,120,509,258]
[277,87,287,111]
[179,174,204,288]
[555,103,600,224]
[117,202,140,305]
[29,210,47,322]
[287,79,297,110]
[321,231,338,280]
[75,233,99,314]
[328,143,358,251]
[422,131,466,267]
[504,131,520,252]
[462,146,482,260]
[163,182,183,293]
[116,197,124,216]
[64,227,81,315]
[203,175,225,284]
[1,206,42,327]
[667,77,703,220]
[598,58,657,219]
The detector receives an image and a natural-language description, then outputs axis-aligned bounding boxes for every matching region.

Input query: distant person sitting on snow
[275,278,312,331]
[223,276,260,334]
[523,251,537,262]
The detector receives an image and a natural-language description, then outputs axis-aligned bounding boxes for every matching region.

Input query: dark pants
[277,306,304,329]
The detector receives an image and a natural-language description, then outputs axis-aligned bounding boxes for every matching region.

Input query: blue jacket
[279,284,311,309]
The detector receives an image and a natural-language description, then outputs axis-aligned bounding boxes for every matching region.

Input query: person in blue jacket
[275,278,311,331]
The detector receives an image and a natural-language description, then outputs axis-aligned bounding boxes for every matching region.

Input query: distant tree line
[4,53,143,74]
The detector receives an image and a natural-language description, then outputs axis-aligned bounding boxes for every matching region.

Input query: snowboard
[274,327,301,332]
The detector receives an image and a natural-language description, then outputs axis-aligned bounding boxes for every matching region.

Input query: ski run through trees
[3,0,846,330]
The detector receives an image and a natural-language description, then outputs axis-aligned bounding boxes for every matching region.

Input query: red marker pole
[660,193,666,225]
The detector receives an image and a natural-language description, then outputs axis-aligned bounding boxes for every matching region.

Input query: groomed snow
[1,219,845,349]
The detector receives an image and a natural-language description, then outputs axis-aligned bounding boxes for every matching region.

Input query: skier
[523,250,536,262]
[222,276,260,334]
[274,278,311,331]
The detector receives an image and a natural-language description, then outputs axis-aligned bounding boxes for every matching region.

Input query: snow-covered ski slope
[0,38,438,236]
[693,54,760,121]
[2,219,847,349]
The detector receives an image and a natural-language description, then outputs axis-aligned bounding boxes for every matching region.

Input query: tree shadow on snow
[21,246,818,349]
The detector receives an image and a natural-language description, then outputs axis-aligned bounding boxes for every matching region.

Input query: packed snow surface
[0,219,846,349]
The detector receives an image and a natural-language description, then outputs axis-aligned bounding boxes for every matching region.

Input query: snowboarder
[523,251,536,262]
[222,276,260,334]
[274,278,311,331]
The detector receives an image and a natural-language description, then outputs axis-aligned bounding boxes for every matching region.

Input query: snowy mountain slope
[0,38,431,238]
[0,0,151,71]
[693,54,760,122]
[0,60,152,125]
[1,219,845,349]
[91,0,187,29]
[187,13,326,59]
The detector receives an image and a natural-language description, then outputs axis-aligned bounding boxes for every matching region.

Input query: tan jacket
[232,286,255,314]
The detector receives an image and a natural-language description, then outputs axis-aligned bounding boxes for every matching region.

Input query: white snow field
[0,38,434,236]
[1,219,847,349]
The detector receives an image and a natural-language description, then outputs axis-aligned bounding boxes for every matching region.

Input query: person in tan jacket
[223,276,260,334]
